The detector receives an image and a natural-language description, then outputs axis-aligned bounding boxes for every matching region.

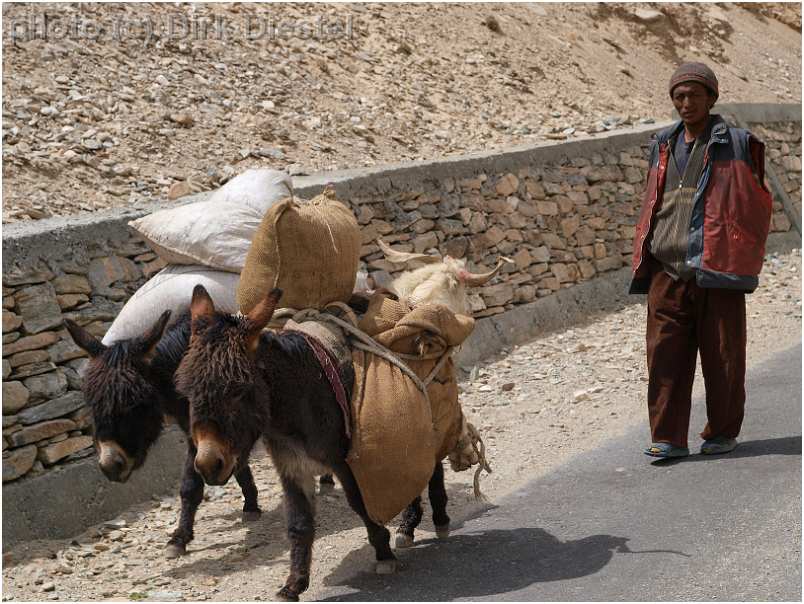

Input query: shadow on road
[319,528,687,601]
[650,435,801,467]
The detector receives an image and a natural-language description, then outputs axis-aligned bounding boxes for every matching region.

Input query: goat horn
[461,257,514,287]
[376,238,442,265]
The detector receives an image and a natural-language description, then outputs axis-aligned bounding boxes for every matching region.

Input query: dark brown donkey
[176,285,450,601]
[64,312,267,558]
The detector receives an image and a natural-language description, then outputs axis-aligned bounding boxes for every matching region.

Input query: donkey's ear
[139,309,171,363]
[246,288,282,332]
[245,288,282,353]
[190,285,215,321]
[64,319,106,358]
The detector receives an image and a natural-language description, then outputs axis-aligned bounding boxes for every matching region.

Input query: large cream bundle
[347,296,475,525]
[128,169,292,272]
[237,186,360,312]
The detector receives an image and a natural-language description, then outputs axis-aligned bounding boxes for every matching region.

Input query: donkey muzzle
[194,440,235,486]
[98,441,132,483]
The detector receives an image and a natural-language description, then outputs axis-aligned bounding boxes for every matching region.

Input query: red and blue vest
[630,115,773,294]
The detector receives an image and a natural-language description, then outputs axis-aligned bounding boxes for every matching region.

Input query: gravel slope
[2,2,800,223]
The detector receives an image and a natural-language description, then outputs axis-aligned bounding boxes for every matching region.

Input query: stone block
[13,362,58,380]
[529,246,550,263]
[536,201,559,216]
[525,181,546,200]
[624,166,643,184]
[15,283,62,334]
[412,232,439,253]
[595,256,624,272]
[561,216,581,238]
[773,213,792,232]
[567,191,589,205]
[8,419,77,447]
[480,226,506,248]
[37,436,94,466]
[3,444,37,482]
[88,256,142,294]
[594,243,608,259]
[2,310,22,333]
[3,382,30,414]
[495,173,519,197]
[2,359,10,379]
[438,219,466,236]
[578,260,597,279]
[3,268,54,288]
[469,212,488,232]
[411,219,435,234]
[513,249,532,270]
[21,371,68,405]
[514,285,537,304]
[9,350,49,368]
[575,226,596,246]
[48,339,87,364]
[444,236,469,259]
[556,197,574,214]
[17,391,84,425]
[53,275,92,295]
[541,233,566,250]
[56,294,89,310]
[479,283,514,307]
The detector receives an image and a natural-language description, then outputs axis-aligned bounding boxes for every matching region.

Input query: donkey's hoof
[275,587,299,602]
[242,509,262,522]
[164,543,186,559]
[375,559,398,575]
[435,524,450,540]
[394,533,414,549]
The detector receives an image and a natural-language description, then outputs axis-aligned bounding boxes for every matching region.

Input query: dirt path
[2,249,800,602]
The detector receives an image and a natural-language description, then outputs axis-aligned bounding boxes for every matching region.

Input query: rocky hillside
[2,2,800,223]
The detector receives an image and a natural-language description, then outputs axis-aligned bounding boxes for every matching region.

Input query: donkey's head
[64,311,173,482]
[176,284,281,486]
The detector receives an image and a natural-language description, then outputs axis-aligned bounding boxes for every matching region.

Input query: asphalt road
[316,344,802,601]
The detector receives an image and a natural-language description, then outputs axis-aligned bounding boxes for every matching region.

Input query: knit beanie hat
[669,62,719,99]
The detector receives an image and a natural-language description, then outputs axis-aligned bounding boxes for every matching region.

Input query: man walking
[630,62,773,458]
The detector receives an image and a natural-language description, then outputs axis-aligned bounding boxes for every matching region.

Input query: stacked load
[106,169,292,343]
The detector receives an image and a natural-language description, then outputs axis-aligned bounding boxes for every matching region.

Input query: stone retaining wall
[3,104,800,488]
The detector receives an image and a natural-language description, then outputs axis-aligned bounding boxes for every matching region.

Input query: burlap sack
[348,348,437,526]
[237,187,360,312]
[347,296,475,525]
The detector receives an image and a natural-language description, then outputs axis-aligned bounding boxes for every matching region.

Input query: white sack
[128,169,292,273]
[102,265,239,345]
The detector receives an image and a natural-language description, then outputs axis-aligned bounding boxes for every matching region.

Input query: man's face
[671,82,714,126]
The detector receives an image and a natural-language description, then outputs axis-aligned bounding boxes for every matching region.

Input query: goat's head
[377,239,511,315]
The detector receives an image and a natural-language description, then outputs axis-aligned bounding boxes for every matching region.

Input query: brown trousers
[646,262,747,447]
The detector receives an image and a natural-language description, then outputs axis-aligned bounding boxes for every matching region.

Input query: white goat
[374,239,511,316]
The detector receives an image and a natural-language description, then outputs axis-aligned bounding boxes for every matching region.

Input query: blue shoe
[700,437,738,455]
[644,442,690,458]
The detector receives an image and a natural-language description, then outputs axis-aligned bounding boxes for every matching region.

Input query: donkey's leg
[331,461,397,574]
[318,473,335,492]
[428,461,450,539]
[276,471,316,602]
[166,442,204,558]
[234,464,262,522]
[395,496,423,549]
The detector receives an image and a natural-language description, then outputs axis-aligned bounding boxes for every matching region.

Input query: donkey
[176,285,450,601]
[65,312,268,558]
